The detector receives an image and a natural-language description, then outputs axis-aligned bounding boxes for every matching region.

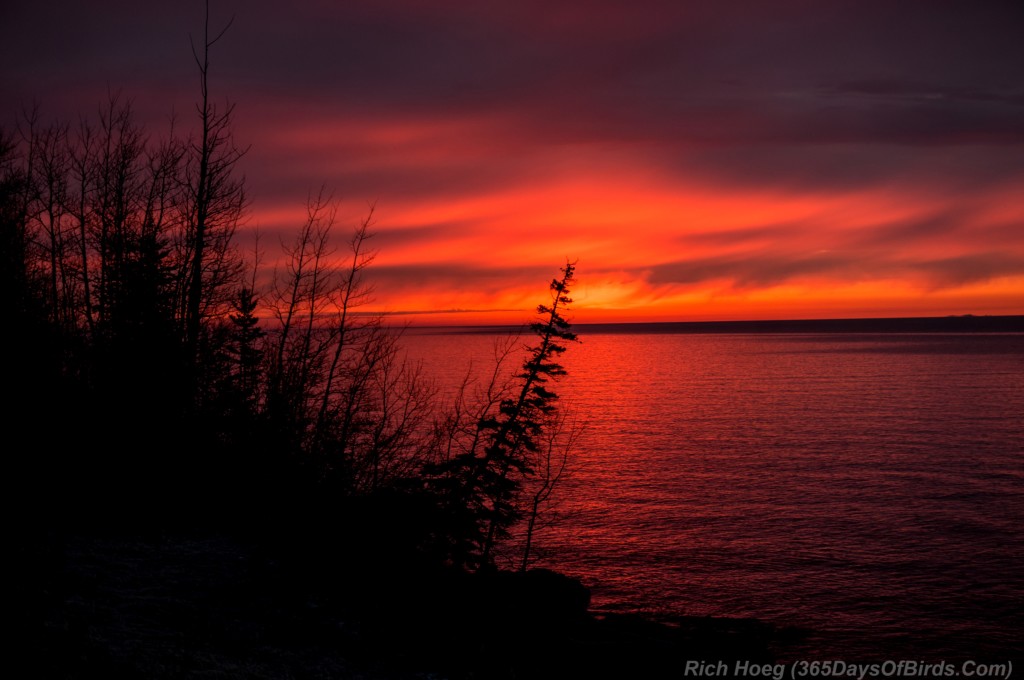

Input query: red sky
[4,1,1023,324]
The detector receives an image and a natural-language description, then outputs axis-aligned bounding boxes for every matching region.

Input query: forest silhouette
[6,9,793,677]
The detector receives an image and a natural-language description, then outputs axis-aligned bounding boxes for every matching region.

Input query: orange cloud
[299,158,1014,315]
[242,125,1024,325]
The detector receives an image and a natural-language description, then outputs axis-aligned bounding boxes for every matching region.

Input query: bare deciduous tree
[518,408,582,571]
[182,1,246,369]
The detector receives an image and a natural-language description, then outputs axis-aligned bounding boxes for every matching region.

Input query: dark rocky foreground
[25,531,806,679]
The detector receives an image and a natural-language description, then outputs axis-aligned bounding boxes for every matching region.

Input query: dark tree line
[2,32,580,574]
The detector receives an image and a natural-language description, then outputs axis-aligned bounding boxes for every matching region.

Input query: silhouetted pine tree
[227,286,264,414]
[427,262,579,570]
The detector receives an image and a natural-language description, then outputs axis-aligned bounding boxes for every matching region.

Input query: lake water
[401,326,1024,660]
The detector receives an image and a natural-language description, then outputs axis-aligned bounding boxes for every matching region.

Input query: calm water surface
[403,329,1024,659]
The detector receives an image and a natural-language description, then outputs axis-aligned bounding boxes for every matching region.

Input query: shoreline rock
[31,530,805,679]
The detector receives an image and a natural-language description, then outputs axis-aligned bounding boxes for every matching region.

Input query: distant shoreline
[404,315,1024,335]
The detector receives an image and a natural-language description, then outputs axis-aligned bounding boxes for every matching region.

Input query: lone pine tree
[430,261,580,570]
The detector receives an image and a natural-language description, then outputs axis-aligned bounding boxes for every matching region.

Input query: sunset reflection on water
[403,328,1024,658]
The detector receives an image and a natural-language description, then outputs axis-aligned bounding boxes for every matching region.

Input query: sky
[3,0,1023,324]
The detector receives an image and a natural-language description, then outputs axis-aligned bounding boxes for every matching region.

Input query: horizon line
[396,313,1024,332]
